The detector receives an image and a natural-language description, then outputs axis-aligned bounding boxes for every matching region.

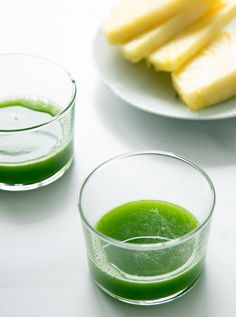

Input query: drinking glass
[79,151,215,305]
[0,54,76,191]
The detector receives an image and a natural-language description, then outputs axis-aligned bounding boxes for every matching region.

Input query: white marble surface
[0,1,235,316]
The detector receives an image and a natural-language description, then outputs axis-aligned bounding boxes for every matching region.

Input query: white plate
[94,27,236,120]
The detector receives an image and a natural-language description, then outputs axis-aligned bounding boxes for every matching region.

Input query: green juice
[89,200,203,302]
[0,98,73,186]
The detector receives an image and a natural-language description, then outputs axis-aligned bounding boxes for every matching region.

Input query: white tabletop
[0,1,235,316]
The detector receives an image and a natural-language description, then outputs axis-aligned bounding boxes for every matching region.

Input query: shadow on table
[95,83,236,167]
[0,163,77,224]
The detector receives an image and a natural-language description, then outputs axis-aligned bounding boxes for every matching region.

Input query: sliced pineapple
[148,0,236,72]
[104,0,214,45]
[120,0,216,63]
[172,30,236,111]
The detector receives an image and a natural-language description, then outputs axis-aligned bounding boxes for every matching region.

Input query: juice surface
[90,200,203,302]
[96,200,198,243]
[0,98,73,185]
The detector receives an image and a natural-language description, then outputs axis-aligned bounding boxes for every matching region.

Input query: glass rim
[78,151,216,251]
[0,53,77,133]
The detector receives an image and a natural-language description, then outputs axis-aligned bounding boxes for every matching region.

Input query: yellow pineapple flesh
[172,30,236,111]
[104,0,213,45]
[120,0,217,63]
[148,0,236,72]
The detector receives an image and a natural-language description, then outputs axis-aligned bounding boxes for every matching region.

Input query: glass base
[95,275,201,306]
[0,158,73,191]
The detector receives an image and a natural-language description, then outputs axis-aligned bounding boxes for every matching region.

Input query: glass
[79,151,215,305]
[0,54,76,191]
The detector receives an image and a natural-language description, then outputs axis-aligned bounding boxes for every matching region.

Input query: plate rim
[93,30,236,121]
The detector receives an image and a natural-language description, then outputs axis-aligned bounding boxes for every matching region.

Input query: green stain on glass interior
[0,98,60,116]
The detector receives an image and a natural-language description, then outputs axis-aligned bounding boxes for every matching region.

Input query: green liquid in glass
[0,98,73,186]
[90,200,203,302]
